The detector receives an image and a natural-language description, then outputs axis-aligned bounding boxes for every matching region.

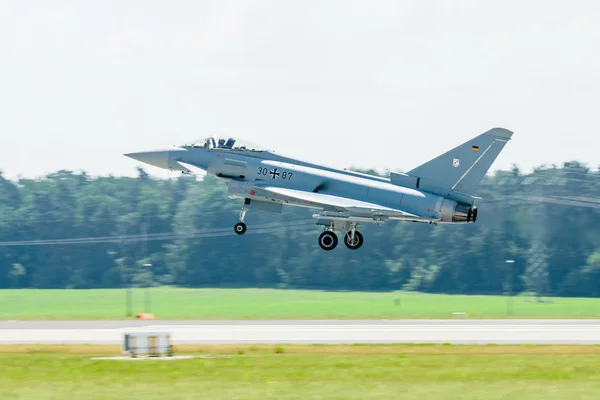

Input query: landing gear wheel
[234,222,247,235]
[318,231,338,251]
[344,230,363,250]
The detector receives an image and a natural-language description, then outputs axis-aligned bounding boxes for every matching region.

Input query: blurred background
[1,164,600,316]
[1,1,600,317]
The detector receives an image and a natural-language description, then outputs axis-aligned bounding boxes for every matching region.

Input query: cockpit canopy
[182,136,268,152]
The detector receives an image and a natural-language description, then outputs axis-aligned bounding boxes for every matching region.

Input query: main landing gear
[318,230,338,251]
[234,198,250,235]
[344,229,363,250]
[318,223,363,251]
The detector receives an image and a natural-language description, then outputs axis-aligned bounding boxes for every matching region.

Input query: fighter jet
[125,128,513,250]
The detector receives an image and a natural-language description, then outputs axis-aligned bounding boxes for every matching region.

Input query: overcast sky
[1,0,599,179]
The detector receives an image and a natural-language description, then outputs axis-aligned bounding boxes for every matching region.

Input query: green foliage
[1,350,600,400]
[2,288,600,319]
[0,163,600,297]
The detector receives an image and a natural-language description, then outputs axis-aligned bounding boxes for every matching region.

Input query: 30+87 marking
[257,167,293,180]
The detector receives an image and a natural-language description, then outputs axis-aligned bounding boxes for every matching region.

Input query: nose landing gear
[234,198,250,235]
[234,222,247,235]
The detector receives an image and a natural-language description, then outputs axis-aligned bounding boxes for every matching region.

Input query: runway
[1,320,599,345]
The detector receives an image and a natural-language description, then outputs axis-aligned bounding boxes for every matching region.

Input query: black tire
[234,222,247,235]
[344,230,363,250]
[318,231,338,251]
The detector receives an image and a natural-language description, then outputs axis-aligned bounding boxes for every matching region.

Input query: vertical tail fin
[407,127,513,194]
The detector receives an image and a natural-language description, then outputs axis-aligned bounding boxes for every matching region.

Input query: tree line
[1,161,600,297]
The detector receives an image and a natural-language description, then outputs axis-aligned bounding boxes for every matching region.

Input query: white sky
[1,0,599,179]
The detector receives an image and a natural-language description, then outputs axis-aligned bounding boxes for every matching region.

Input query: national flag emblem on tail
[472,145,479,151]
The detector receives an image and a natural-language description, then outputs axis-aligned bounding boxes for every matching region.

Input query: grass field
[1,288,600,320]
[1,345,599,399]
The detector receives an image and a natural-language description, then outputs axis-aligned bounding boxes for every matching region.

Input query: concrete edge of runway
[1,320,600,345]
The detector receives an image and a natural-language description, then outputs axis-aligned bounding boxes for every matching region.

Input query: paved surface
[90,356,198,361]
[1,320,599,344]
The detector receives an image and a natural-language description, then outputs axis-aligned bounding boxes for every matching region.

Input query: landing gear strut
[344,226,363,250]
[234,198,250,235]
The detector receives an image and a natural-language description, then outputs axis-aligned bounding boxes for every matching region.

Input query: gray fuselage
[165,147,459,223]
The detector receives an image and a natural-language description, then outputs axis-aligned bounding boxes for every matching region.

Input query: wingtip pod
[485,127,513,139]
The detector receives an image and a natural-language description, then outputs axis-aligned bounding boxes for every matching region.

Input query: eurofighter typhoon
[125,128,513,251]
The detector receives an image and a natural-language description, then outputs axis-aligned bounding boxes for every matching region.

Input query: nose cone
[124,149,171,169]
